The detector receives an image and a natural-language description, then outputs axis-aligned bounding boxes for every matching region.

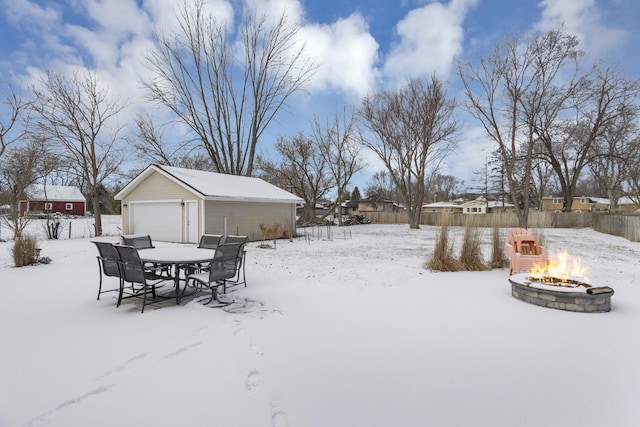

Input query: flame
[529,249,589,283]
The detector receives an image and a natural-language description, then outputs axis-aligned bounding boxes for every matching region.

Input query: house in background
[422,200,464,214]
[539,196,640,213]
[114,164,302,243]
[19,184,86,217]
[461,196,514,214]
[588,197,640,213]
[541,196,591,212]
[352,198,404,214]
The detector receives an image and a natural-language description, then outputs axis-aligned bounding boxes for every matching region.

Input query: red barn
[20,184,87,217]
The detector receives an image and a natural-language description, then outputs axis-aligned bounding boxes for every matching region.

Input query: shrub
[427,214,463,272]
[489,215,509,269]
[459,216,488,271]
[12,235,41,267]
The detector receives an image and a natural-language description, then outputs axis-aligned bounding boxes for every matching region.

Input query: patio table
[139,247,216,302]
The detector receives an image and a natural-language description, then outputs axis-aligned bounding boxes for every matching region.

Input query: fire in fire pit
[509,249,614,312]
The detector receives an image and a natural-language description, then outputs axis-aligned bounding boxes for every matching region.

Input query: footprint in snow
[245,370,263,392]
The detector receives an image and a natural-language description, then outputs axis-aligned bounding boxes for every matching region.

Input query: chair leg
[141,286,148,313]
[117,278,125,307]
[97,260,103,300]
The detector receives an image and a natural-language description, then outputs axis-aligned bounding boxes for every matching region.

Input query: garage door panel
[130,202,181,242]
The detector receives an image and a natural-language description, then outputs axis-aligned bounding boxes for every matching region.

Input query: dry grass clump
[426,214,463,272]
[12,235,40,267]
[459,216,488,271]
[489,214,509,269]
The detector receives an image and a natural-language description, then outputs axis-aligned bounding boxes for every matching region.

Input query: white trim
[184,200,198,244]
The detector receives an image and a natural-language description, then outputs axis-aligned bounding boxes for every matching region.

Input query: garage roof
[115,164,303,204]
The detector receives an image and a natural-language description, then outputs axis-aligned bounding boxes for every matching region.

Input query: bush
[489,215,509,269]
[12,235,41,267]
[459,216,488,271]
[427,214,463,272]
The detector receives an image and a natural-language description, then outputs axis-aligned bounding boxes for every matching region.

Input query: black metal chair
[120,234,171,277]
[91,241,122,300]
[121,234,154,249]
[188,234,225,274]
[114,245,172,313]
[198,234,224,249]
[221,236,248,287]
[223,235,248,244]
[182,242,244,306]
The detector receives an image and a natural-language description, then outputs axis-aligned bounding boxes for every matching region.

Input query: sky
[1,0,639,191]
[1,218,640,426]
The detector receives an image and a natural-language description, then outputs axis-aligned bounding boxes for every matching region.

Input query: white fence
[0,215,122,241]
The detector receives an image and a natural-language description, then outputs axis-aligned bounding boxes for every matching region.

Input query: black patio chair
[120,234,171,277]
[114,245,172,313]
[121,234,154,249]
[187,233,225,274]
[91,241,122,300]
[222,236,248,287]
[198,234,224,249]
[223,235,248,244]
[182,242,244,306]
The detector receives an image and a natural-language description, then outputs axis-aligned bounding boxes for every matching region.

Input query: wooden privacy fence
[593,215,640,242]
[363,211,593,228]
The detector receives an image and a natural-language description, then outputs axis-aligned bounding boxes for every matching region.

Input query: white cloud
[245,0,303,25]
[444,124,493,187]
[1,0,59,26]
[383,0,478,83]
[299,14,379,98]
[237,0,379,98]
[534,0,627,56]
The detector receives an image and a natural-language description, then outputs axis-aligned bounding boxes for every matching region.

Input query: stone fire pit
[509,273,614,313]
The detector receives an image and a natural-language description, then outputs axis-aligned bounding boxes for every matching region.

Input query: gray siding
[204,200,295,242]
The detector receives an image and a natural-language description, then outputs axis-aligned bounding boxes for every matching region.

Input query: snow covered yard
[0,219,639,427]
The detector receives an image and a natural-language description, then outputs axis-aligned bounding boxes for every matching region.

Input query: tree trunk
[92,193,102,236]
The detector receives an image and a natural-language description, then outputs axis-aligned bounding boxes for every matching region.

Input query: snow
[24,184,86,202]
[1,218,639,427]
[117,165,302,203]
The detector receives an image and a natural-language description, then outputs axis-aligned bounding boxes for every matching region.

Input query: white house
[114,164,303,243]
[462,196,514,214]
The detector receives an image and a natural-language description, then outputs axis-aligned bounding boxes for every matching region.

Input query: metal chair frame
[92,241,122,300]
[114,245,171,313]
[183,242,244,305]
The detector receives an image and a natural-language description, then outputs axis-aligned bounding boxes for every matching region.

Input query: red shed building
[20,184,87,217]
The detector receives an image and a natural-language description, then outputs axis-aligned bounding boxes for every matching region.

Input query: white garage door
[129,201,182,242]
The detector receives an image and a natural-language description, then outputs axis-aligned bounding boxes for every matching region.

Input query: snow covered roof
[24,184,85,202]
[422,201,463,208]
[487,200,514,208]
[115,164,303,204]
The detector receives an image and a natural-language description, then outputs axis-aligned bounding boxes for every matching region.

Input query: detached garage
[115,164,302,243]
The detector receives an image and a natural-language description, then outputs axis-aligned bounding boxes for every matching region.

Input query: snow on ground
[0,217,639,427]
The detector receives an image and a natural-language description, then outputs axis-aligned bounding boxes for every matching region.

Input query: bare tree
[29,70,126,236]
[312,107,364,225]
[364,170,397,202]
[624,147,640,206]
[427,173,463,202]
[127,112,212,169]
[530,142,557,209]
[589,107,639,210]
[535,65,640,211]
[360,75,459,229]
[0,83,27,162]
[458,30,582,227]
[0,142,43,238]
[144,0,316,176]
[257,133,331,224]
